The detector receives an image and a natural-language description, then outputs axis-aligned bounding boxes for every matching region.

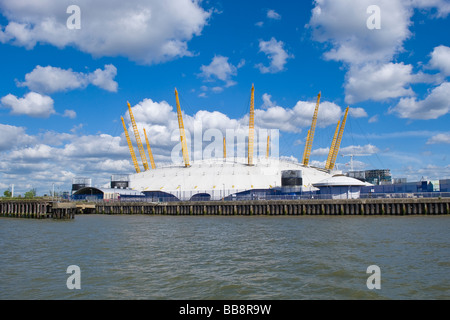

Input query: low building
[72,187,144,201]
[313,175,370,199]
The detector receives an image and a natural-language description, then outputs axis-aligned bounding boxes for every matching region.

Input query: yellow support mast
[302,92,321,166]
[223,137,226,160]
[328,106,349,170]
[266,134,270,159]
[143,128,156,170]
[325,120,340,170]
[174,88,190,167]
[248,84,255,166]
[121,116,141,173]
[127,102,149,171]
[302,130,310,165]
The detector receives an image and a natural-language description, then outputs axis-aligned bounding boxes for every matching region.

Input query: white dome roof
[313,175,367,187]
[128,157,333,199]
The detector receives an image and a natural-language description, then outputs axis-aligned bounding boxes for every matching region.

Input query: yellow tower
[325,120,340,170]
[121,116,140,173]
[327,106,349,170]
[175,88,190,167]
[302,92,321,166]
[127,102,149,171]
[248,84,255,166]
[143,128,156,170]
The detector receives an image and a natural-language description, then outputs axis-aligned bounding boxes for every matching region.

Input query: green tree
[24,189,36,199]
[3,190,12,198]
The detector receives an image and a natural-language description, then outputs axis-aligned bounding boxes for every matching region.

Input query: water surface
[0,215,448,299]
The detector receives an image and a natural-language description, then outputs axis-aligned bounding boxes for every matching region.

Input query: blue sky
[0,0,449,195]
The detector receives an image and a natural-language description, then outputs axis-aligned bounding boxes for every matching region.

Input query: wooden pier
[1,198,449,219]
[0,200,76,219]
[94,198,450,216]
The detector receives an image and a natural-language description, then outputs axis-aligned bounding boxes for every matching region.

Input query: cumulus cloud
[428,45,450,76]
[426,133,450,144]
[62,134,128,159]
[256,37,293,74]
[409,0,450,18]
[309,0,412,65]
[345,62,416,104]
[349,107,368,118]
[8,144,54,161]
[261,93,276,109]
[0,0,211,64]
[389,82,450,119]
[1,92,55,117]
[255,98,343,133]
[368,115,379,123]
[18,64,118,93]
[199,56,239,88]
[340,144,380,155]
[311,147,330,156]
[126,94,344,156]
[0,123,36,151]
[87,64,118,92]
[308,0,449,109]
[63,109,77,119]
[267,9,281,20]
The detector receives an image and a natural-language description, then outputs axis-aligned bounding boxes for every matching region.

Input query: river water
[0,215,449,300]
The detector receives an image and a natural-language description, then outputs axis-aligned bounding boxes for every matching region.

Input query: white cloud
[1,92,55,117]
[255,21,264,27]
[261,93,276,109]
[368,115,379,123]
[400,164,450,182]
[340,144,380,155]
[428,45,450,76]
[308,0,448,106]
[8,144,54,161]
[255,99,343,133]
[199,56,239,90]
[18,64,118,93]
[18,65,87,93]
[128,98,177,126]
[0,0,211,64]
[426,133,450,144]
[0,123,36,151]
[37,131,74,146]
[267,9,281,20]
[127,94,343,153]
[63,109,77,119]
[256,37,293,74]
[211,86,224,93]
[311,147,330,156]
[309,0,413,65]
[409,0,450,18]
[389,82,450,119]
[349,107,368,118]
[88,64,118,92]
[345,62,416,104]
[62,134,128,159]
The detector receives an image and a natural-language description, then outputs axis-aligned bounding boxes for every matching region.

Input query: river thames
[0,215,448,300]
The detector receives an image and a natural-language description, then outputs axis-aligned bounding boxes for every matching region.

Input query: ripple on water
[0,215,449,299]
